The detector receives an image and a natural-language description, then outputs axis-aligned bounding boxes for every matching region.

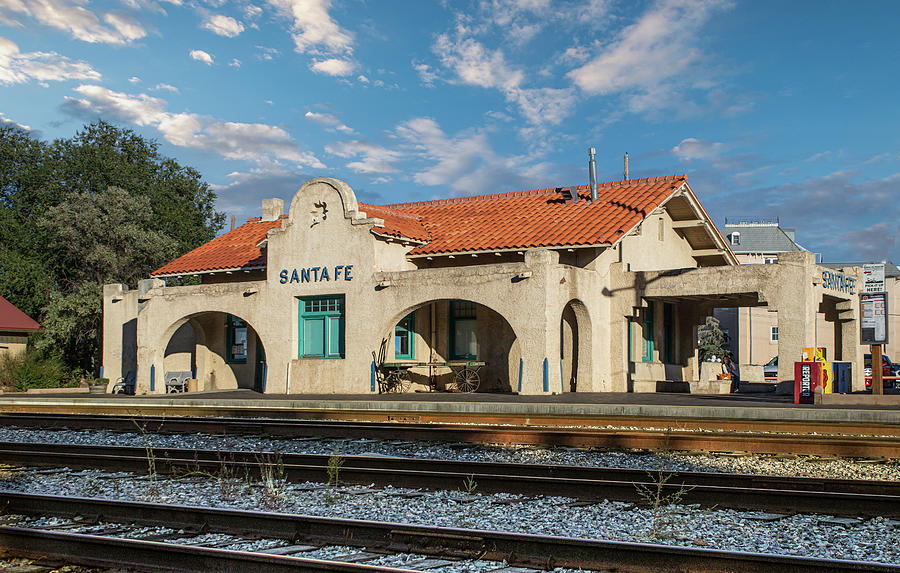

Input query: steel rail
[2,492,897,573]
[0,527,417,572]
[2,442,899,517]
[2,441,898,495]
[2,412,900,456]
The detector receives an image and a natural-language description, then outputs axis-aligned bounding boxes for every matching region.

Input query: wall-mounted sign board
[860,291,889,345]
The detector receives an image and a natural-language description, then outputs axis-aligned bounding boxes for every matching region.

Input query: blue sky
[1,0,898,263]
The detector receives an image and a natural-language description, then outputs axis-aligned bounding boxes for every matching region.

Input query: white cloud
[190,49,214,65]
[395,117,551,196]
[568,0,728,95]
[0,112,30,131]
[357,74,368,83]
[60,85,325,169]
[244,4,262,19]
[211,165,312,221]
[671,137,727,162]
[413,61,438,87]
[325,140,400,174]
[434,28,523,91]
[128,76,141,83]
[152,82,179,93]
[0,36,101,85]
[266,0,353,54]
[310,57,354,76]
[432,28,578,127]
[0,0,147,44]
[304,111,354,134]
[804,150,832,163]
[255,45,280,61]
[863,152,899,165]
[203,13,244,37]
[512,87,577,126]
[229,58,241,68]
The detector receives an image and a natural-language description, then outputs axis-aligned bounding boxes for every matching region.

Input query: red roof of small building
[151,176,688,276]
[0,296,42,332]
[152,215,286,277]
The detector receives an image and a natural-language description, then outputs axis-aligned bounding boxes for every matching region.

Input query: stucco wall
[102,177,857,396]
[0,334,28,359]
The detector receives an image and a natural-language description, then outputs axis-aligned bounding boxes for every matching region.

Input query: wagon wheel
[454,367,480,393]
[376,369,391,394]
[385,369,410,393]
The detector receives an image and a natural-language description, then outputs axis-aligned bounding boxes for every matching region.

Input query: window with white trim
[770,326,778,342]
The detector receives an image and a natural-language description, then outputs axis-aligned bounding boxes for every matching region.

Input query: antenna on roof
[624,152,629,181]
[589,147,598,201]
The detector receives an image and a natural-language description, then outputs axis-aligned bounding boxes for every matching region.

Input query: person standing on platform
[723,355,740,393]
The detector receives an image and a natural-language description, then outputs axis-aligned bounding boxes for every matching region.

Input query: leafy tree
[697,316,729,362]
[0,121,224,374]
[37,186,179,289]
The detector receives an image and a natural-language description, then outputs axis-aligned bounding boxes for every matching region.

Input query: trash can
[832,362,852,393]
[794,361,822,404]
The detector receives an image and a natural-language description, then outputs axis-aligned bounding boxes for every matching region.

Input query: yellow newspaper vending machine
[802,347,832,393]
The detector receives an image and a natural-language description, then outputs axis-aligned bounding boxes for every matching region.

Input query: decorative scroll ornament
[310,201,328,228]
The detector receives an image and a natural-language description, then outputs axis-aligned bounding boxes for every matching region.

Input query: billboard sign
[863,263,885,293]
[860,292,889,345]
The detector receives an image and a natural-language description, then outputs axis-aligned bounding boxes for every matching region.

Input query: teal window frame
[450,300,477,360]
[226,315,247,364]
[298,295,345,359]
[395,312,415,360]
[641,301,655,363]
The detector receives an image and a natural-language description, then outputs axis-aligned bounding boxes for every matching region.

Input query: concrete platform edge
[0,396,898,424]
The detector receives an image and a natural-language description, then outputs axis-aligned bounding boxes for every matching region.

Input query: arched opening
[378,299,520,393]
[161,311,267,393]
[560,299,592,392]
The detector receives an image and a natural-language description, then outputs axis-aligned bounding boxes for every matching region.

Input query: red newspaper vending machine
[794,361,823,404]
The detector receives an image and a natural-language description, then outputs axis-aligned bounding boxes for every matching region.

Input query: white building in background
[717,218,897,373]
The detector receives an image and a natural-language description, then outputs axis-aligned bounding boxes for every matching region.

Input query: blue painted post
[99,365,103,379]
[517,358,523,393]
[560,360,564,393]
[542,358,549,392]
[371,361,377,392]
[262,364,268,393]
[150,365,155,393]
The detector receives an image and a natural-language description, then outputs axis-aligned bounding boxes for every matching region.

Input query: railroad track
[1,492,896,573]
[2,441,899,517]
[2,412,900,456]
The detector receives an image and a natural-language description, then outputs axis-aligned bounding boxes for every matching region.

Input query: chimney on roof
[588,147,598,201]
[262,198,284,222]
[624,152,629,181]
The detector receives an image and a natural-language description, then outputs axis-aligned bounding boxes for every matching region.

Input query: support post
[872,344,883,395]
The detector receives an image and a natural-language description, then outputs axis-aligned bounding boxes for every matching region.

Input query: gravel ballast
[1,426,898,481]
[1,464,899,566]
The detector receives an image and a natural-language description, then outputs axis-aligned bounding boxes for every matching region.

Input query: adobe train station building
[102,176,865,395]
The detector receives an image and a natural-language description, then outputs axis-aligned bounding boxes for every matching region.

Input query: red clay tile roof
[0,296,42,332]
[151,176,688,276]
[384,175,687,256]
[359,203,430,242]
[151,216,286,277]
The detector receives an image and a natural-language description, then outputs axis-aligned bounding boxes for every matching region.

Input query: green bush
[0,349,67,392]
